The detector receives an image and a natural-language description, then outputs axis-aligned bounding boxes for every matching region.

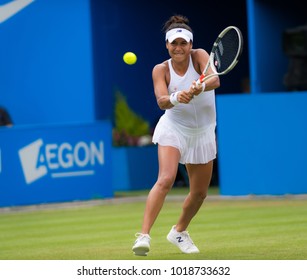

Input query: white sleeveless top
[165,56,216,129]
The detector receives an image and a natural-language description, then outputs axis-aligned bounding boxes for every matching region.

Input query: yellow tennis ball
[123,52,137,65]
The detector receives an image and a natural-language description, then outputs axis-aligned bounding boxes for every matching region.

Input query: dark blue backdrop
[90,0,249,128]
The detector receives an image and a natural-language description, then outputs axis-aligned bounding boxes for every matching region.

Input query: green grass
[0,187,306,260]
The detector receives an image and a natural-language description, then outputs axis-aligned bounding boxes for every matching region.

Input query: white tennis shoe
[167,225,200,254]
[132,233,151,256]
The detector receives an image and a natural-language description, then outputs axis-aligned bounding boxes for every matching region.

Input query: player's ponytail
[162,14,193,33]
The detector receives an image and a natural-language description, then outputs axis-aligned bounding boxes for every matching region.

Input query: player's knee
[156,174,175,193]
[190,190,207,202]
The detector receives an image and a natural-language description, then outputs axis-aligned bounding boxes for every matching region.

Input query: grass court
[0,187,306,260]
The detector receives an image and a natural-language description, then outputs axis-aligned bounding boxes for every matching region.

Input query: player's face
[166,38,192,61]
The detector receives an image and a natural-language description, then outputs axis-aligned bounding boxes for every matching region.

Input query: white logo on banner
[18,138,105,184]
[0,0,35,24]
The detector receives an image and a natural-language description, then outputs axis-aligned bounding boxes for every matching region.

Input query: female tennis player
[132,15,220,256]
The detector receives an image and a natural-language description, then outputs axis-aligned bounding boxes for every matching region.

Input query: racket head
[210,26,243,75]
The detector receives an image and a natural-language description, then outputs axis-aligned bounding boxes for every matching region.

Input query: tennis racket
[195,26,243,86]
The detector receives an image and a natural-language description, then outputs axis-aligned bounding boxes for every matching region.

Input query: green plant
[113,90,151,146]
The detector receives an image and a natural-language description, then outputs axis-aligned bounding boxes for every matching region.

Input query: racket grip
[193,79,202,88]
[195,79,202,86]
[193,80,206,91]
[193,74,204,89]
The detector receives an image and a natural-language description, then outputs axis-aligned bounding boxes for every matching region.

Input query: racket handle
[193,73,205,89]
[195,79,202,86]
[193,79,206,91]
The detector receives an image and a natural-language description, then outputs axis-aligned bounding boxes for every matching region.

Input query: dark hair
[163,15,193,34]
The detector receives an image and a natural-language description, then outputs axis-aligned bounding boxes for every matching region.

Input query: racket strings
[213,29,241,73]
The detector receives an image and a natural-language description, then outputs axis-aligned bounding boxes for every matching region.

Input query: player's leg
[166,161,213,253]
[176,161,213,231]
[141,145,180,234]
[133,145,180,256]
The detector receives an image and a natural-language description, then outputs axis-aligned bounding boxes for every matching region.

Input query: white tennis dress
[152,55,217,164]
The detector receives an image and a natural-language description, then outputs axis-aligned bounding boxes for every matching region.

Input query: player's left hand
[190,80,205,96]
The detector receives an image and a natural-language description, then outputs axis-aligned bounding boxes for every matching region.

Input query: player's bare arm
[192,49,220,93]
[153,63,193,110]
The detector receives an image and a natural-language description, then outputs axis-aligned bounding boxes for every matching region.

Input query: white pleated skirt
[152,114,217,164]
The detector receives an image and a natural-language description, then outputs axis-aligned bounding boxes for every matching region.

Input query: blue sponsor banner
[0,0,95,125]
[0,121,113,207]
